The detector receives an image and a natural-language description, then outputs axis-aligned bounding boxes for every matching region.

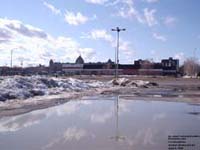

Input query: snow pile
[0,76,157,102]
[0,76,109,101]
[110,78,157,87]
[182,75,198,79]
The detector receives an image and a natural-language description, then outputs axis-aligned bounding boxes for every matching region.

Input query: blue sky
[0,0,200,67]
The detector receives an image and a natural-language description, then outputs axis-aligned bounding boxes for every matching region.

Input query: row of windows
[162,61,177,67]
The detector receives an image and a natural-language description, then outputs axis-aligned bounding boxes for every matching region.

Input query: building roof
[75,55,84,64]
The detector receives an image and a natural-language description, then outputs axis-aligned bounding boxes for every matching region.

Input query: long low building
[0,56,179,76]
[48,56,179,76]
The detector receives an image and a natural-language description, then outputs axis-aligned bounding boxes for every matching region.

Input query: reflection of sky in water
[0,97,199,150]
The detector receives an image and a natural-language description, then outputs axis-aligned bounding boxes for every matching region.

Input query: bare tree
[183,57,200,76]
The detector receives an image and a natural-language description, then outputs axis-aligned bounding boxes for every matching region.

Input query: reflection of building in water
[111,96,125,142]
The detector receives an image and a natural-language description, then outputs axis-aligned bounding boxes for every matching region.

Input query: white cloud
[0,18,47,39]
[119,41,133,55]
[64,11,88,26]
[0,18,95,66]
[164,16,177,27]
[83,29,134,63]
[86,0,160,27]
[113,0,144,24]
[0,28,12,43]
[79,48,96,61]
[174,52,185,63]
[88,29,114,42]
[146,0,159,3]
[144,8,158,27]
[118,6,144,23]
[43,1,61,15]
[108,1,160,27]
[152,33,167,42]
[85,0,108,5]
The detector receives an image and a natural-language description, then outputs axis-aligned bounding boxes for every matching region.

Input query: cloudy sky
[0,0,200,67]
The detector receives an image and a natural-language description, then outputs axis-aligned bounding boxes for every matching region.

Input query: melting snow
[0,76,109,102]
[0,76,153,102]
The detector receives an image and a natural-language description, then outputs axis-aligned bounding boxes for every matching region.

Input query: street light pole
[111,27,126,79]
[10,49,13,68]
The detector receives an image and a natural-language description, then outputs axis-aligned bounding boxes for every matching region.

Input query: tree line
[180,57,200,77]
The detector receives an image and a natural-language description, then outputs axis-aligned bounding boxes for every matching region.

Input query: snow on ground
[0,76,110,102]
[110,78,150,87]
[0,76,153,102]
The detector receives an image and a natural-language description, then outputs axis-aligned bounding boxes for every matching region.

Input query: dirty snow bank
[0,76,109,101]
[110,78,158,87]
[0,76,156,102]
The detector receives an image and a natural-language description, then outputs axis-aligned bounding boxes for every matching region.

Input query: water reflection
[0,100,92,133]
[187,104,200,115]
[0,96,199,150]
[110,96,125,142]
[43,127,88,150]
[0,109,46,132]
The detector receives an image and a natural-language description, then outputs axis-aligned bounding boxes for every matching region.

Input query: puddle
[0,96,199,150]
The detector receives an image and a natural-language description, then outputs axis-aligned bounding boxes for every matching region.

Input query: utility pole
[10,49,13,68]
[111,27,126,79]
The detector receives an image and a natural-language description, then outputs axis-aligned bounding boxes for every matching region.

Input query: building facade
[48,56,179,76]
[0,56,179,76]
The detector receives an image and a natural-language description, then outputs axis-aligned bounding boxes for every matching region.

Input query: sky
[0,0,200,67]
